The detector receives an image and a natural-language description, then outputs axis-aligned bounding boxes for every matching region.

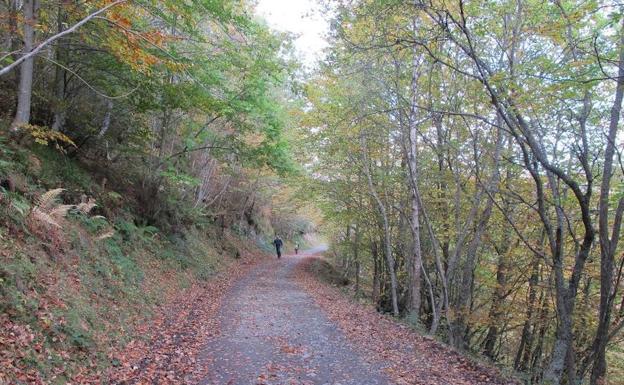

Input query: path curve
[199,250,389,385]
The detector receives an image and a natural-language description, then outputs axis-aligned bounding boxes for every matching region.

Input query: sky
[255,0,330,68]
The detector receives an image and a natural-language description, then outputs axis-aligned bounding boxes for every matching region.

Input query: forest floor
[109,247,517,385]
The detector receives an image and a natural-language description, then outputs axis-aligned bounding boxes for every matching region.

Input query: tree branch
[0,0,127,77]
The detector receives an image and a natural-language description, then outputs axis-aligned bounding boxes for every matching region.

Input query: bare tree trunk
[406,155,422,316]
[483,240,511,359]
[423,113,449,335]
[51,4,67,132]
[531,286,550,382]
[372,241,381,304]
[514,256,541,371]
[418,192,444,334]
[10,0,39,131]
[591,16,624,385]
[98,99,114,138]
[404,42,423,317]
[361,134,399,316]
[543,182,574,385]
[353,224,360,294]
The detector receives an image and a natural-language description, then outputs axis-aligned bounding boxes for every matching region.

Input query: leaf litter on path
[107,252,264,385]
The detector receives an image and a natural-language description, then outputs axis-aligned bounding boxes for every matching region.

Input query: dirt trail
[198,250,389,385]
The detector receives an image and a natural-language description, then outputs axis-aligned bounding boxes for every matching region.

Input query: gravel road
[199,249,389,385]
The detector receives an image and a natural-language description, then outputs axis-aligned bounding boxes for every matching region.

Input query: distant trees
[304,1,624,384]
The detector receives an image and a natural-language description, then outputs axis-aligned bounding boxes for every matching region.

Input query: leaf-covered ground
[107,252,262,385]
[199,247,389,385]
[111,249,519,384]
[4,246,523,384]
[294,255,519,385]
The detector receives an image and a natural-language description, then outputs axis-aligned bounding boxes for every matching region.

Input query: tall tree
[10,0,38,130]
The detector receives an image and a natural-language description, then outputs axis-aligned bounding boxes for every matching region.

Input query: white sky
[255,0,329,68]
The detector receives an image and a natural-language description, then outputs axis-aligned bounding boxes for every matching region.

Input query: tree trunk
[378,195,399,316]
[51,3,68,132]
[11,0,39,131]
[483,241,510,360]
[372,241,381,304]
[531,289,550,382]
[405,96,422,316]
[544,281,574,384]
[406,168,422,316]
[514,256,541,371]
[402,21,424,318]
[353,224,360,294]
[590,16,624,385]
[361,133,399,316]
[418,193,445,334]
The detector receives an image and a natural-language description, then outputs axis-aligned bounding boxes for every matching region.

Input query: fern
[29,189,114,241]
[35,188,64,210]
[95,229,115,240]
[49,204,74,218]
[29,188,69,228]
[30,207,62,228]
[76,197,97,214]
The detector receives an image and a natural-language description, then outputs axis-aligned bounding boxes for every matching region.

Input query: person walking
[294,243,299,255]
[272,236,283,259]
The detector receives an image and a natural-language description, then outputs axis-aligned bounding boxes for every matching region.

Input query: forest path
[198,248,390,385]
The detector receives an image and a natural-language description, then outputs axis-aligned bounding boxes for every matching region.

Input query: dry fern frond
[49,204,74,219]
[36,188,64,210]
[95,229,115,240]
[30,190,105,237]
[29,189,68,229]
[76,198,97,214]
[30,207,61,228]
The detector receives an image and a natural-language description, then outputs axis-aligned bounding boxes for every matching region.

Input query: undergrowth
[0,139,269,384]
